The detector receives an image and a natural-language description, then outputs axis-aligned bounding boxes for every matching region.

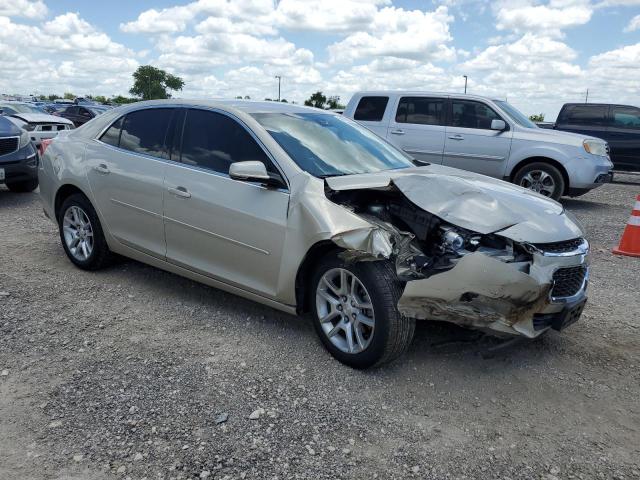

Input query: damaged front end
[326,173,589,338]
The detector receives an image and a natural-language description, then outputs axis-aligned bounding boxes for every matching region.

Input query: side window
[180,109,276,175]
[99,116,124,147]
[396,97,444,126]
[119,108,173,158]
[67,106,79,115]
[565,105,608,126]
[611,106,640,129]
[451,100,501,129]
[354,96,389,122]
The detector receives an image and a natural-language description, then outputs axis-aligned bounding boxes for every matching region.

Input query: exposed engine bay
[324,177,589,338]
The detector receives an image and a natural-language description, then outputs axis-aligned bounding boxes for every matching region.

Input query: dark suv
[553,103,640,171]
[0,116,39,192]
[57,105,110,128]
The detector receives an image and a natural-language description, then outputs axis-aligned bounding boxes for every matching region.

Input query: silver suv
[344,92,614,200]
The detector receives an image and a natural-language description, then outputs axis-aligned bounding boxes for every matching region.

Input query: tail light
[39,138,53,156]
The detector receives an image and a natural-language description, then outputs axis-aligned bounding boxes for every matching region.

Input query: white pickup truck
[344,91,614,200]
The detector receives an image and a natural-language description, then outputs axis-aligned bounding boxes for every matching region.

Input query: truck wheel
[513,162,565,201]
[311,254,415,369]
[6,179,38,193]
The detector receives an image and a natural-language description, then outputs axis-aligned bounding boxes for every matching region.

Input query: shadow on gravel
[0,189,38,209]
[561,197,611,211]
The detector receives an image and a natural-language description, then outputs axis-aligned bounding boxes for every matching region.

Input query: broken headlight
[440,228,465,253]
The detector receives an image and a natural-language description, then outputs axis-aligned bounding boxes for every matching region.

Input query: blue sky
[1,0,639,118]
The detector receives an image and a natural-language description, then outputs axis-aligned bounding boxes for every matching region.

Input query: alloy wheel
[62,205,94,261]
[315,268,375,354]
[519,169,556,197]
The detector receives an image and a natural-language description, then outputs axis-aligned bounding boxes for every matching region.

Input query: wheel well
[294,241,342,315]
[509,157,570,194]
[54,184,86,221]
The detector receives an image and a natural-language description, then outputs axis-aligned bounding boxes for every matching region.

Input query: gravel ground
[1,175,639,480]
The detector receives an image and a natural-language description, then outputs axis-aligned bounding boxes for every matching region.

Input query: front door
[163,108,289,298]
[86,107,175,258]
[386,96,446,164]
[442,99,512,178]
[608,105,640,171]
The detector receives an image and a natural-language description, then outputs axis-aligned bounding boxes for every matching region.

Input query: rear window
[119,108,173,159]
[99,116,123,147]
[611,106,640,129]
[395,97,444,126]
[354,96,389,122]
[563,105,608,126]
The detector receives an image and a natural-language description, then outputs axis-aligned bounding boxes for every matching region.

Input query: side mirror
[491,119,507,131]
[229,161,286,188]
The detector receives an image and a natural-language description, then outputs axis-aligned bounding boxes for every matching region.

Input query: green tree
[111,95,138,105]
[63,92,75,100]
[47,94,61,101]
[129,65,185,100]
[326,95,345,110]
[529,113,545,122]
[93,95,108,104]
[304,91,327,108]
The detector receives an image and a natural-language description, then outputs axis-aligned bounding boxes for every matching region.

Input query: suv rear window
[354,96,389,122]
[563,105,608,126]
[396,97,444,125]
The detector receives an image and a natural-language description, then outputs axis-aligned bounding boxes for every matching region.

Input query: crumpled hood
[325,164,584,243]
[10,113,73,125]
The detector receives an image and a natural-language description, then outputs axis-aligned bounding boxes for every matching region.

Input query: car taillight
[39,138,53,156]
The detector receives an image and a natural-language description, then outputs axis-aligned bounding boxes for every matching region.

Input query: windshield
[251,112,414,177]
[494,100,538,128]
[0,103,41,114]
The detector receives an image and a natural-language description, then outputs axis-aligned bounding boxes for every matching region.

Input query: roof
[119,98,331,115]
[351,90,499,102]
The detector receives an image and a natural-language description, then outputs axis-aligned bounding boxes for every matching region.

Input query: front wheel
[311,255,415,369]
[513,162,565,201]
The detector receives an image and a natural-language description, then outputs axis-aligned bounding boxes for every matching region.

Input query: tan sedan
[38,100,589,368]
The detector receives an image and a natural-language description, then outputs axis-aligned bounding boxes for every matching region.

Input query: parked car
[0,115,39,192]
[550,103,640,172]
[39,100,590,368]
[344,92,614,200]
[0,101,74,147]
[56,104,110,127]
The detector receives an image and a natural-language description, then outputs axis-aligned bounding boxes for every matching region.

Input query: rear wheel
[311,254,415,369]
[513,162,565,201]
[58,193,112,270]
[6,179,38,193]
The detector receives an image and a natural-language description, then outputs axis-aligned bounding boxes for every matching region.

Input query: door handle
[448,135,464,140]
[390,129,405,135]
[168,186,191,199]
[93,164,110,174]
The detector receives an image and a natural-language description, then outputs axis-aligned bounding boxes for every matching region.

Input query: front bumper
[0,143,38,184]
[397,240,589,338]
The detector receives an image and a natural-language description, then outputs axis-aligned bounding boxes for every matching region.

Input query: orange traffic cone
[613,194,640,258]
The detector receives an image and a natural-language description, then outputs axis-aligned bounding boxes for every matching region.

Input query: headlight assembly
[583,140,608,157]
[18,129,31,149]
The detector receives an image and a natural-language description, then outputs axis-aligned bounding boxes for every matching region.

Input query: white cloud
[0,0,47,19]
[273,0,389,32]
[494,0,593,37]
[328,6,455,63]
[624,14,640,32]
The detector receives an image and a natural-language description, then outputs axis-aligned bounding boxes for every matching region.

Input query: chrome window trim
[93,104,290,192]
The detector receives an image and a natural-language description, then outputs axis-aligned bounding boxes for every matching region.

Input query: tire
[513,162,565,201]
[58,193,112,270]
[6,179,38,193]
[310,254,415,369]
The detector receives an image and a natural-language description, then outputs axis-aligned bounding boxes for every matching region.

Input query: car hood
[0,116,22,136]
[325,164,584,243]
[10,113,73,125]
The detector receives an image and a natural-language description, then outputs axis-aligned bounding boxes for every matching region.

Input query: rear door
[163,108,289,298]
[386,96,446,164]
[442,99,512,178]
[86,107,175,258]
[608,105,640,170]
[351,95,391,138]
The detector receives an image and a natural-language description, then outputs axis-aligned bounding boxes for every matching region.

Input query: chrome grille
[551,266,587,298]
[0,136,19,156]
[534,238,585,254]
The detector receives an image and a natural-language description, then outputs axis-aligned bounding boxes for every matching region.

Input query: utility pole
[585,89,589,103]
[274,75,282,102]
[463,75,468,94]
